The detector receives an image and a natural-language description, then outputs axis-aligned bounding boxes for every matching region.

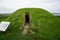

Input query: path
[21,23,29,35]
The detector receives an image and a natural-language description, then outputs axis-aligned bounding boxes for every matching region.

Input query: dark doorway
[25,12,29,24]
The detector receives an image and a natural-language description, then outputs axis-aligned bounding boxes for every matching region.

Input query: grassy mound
[0,8,60,40]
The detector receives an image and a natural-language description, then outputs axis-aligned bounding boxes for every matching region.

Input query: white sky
[0,0,60,13]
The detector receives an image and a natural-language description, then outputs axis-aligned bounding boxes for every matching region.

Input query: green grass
[0,14,11,22]
[0,8,60,40]
[31,13,60,40]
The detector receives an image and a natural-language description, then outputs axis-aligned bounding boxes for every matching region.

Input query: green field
[0,14,11,22]
[0,8,60,40]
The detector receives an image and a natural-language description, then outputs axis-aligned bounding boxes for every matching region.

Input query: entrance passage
[25,12,29,24]
[21,12,30,35]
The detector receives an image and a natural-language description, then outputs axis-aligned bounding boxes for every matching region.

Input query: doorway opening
[25,12,29,24]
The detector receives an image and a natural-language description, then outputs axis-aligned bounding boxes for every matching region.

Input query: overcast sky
[0,0,60,13]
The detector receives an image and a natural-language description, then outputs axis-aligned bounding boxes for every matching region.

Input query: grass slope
[0,8,60,40]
